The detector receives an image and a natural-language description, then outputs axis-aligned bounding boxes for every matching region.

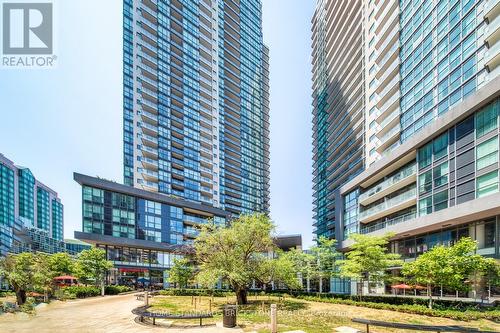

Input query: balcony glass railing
[378,108,399,129]
[359,187,417,221]
[360,211,417,234]
[359,163,416,203]
[184,228,200,237]
[141,134,158,145]
[379,124,400,145]
[184,215,209,225]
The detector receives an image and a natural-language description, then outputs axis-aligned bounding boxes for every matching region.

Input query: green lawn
[148,295,500,333]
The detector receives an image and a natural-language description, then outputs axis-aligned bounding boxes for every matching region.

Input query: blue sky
[0,0,315,247]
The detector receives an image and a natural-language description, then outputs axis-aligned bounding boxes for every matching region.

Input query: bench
[352,318,498,333]
[132,305,213,326]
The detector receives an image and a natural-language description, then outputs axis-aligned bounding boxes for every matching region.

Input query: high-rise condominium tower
[312,0,500,294]
[312,0,365,240]
[0,153,64,255]
[122,0,270,216]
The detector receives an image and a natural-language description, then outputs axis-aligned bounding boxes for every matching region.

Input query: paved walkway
[0,293,243,333]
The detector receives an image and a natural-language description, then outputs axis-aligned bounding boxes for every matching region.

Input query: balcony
[485,0,500,22]
[485,34,500,72]
[140,109,158,124]
[140,121,158,136]
[139,167,158,181]
[359,163,417,206]
[141,133,158,147]
[184,215,209,225]
[137,179,157,192]
[376,74,399,110]
[377,108,400,136]
[140,145,158,158]
[359,187,417,223]
[140,98,158,113]
[184,228,200,238]
[140,156,158,169]
[376,124,400,153]
[360,211,417,234]
[376,91,400,123]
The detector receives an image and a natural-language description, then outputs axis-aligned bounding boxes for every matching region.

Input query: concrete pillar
[270,304,277,333]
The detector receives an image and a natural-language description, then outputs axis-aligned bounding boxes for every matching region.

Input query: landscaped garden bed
[146,294,500,333]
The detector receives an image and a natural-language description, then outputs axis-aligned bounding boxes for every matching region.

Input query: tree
[195,213,292,304]
[284,248,315,291]
[169,258,194,288]
[257,249,303,291]
[0,253,36,305]
[403,237,500,308]
[47,252,74,277]
[33,253,53,302]
[74,248,112,295]
[340,233,401,297]
[310,236,340,293]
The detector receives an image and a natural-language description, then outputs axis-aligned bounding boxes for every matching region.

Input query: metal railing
[359,187,417,221]
[359,163,416,203]
[360,212,416,234]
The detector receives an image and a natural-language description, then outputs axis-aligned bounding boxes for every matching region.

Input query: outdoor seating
[352,318,498,333]
[132,305,213,326]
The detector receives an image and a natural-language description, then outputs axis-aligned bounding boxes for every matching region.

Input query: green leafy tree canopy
[340,233,401,295]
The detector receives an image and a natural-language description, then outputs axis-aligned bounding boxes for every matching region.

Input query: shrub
[62,286,100,298]
[296,295,500,321]
[159,288,234,297]
[0,291,15,298]
[19,298,36,315]
[104,285,133,295]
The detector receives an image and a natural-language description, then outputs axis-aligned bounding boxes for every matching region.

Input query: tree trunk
[236,288,248,305]
[319,277,323,293]
[428,285,433,309]
[15,288,27,306]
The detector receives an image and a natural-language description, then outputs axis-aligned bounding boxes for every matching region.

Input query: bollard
[209,299,212,312]
[194,297,197,310]
[144,291,149,306]
[270,304,277,333]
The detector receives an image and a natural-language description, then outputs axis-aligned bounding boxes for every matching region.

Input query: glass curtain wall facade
[0,154,64,256]
[123,0,269,216]
[399,0,491,141]
[313,0,500,242]
[74,173,229,287]
[312,0,365,240]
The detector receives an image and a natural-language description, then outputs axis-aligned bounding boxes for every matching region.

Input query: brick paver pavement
[0,293,243,333]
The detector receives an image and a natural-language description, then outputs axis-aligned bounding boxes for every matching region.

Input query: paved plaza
[0,293,243,333]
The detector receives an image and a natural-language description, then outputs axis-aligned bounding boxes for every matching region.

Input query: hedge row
[296,295,500,321]
[62,285,133,298]
[104,285,133,295]
[265,290,498,311]
[159,288,234,297]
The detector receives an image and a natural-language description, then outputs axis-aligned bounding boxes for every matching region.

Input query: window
[418,196,432,216]
[477,137,498,170]
[433,133,448,160]
[477,171,499,198]
[484,221,496,248]
[456,116,474,139]
[476,101,499,138]
[433,162,449,187]
[418,142,432,168]
[170,206,183,219]
[146,200,162,215]
[433,190,448,212]
[418,170,432,194]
